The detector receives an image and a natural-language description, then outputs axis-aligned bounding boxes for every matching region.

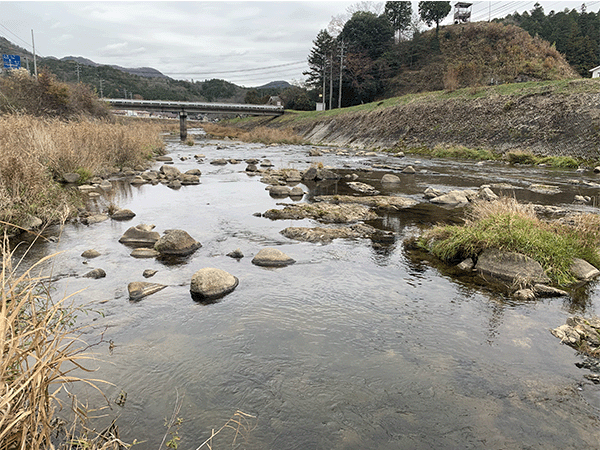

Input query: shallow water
[20,133,600,449]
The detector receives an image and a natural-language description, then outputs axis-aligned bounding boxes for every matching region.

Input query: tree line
[302,1,599,110]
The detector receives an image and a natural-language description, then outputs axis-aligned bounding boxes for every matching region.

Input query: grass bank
[0,115,164,231]
[418,198,600,287]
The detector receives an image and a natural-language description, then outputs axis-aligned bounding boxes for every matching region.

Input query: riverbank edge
[224,78,600,163]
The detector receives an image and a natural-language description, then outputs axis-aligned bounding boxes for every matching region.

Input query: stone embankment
[263,80,600,159]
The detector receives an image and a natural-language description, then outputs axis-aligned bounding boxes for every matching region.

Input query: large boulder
[381,174,401,184]
[315,195,418,212]
[475,249,550,285]
[119,224,160,246]
[430,189,477,205]
[154,229,201,256]
[268,185,291,198]
[190,268,239,301]
[281,223,380,243]
[252,248,295,267]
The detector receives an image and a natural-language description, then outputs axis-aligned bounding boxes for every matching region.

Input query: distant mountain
[61,56,168,79]
[0,35,291,102]
[61,56,99,67]
[256,80,292,89]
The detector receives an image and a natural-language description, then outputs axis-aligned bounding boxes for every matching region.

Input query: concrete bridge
[106,98,284,139]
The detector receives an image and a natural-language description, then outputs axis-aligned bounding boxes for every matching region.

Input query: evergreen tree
[418,1,451,37]
[384,1,413,42]
[304,29,336,101]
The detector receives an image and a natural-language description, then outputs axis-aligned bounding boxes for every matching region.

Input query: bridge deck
[106,98,284,116]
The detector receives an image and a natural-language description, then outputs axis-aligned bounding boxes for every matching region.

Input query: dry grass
[0,237,125,449]
[202,123,304,145]
[0,115,164,229]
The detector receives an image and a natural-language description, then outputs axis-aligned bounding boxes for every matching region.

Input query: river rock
[315,195,418,211]
[289,186,304,198]
[226,248,244,259]
[252,248,295,267]
[168,179,182,189]
[475,249,550,285]
[181,174,200,185]
[160,164,181,179]
[142,171,159,181]
[456,258,474,271]
[309,148,322,157]
[269,186,291,197]
[285,169,302,182]
[381,174,401,184]
[570,258,600,280]
[424,187,443,199]
[533,284,568,297]
[513,288,536,300]
[22,214,42,231]
[347,182,380,196]
[260,159,274,167]
[477,187,499,201]
[529,183,561,194]
[131,248,160,258]
[111,209,136,221]
[81,214,109,225]
[119,224,160,246]
[154,229,201,256]
[402,165,416,174]
[83,268,106,279]
[185,168,202,176]
[264,202,377,223]
[210,158,228,165]
[246,164,259,172]
[281,223,379,243]
[81,249,101,258]
[190,268,239,301]
[430,189,477,205]
[156,155,173,162]
[143,269,158,278]
[128,281,167,300]
[62,172,81,183]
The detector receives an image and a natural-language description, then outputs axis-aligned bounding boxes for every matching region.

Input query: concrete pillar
[179,111,188,140]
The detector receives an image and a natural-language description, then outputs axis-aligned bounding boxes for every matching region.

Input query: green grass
[419,199,600,287]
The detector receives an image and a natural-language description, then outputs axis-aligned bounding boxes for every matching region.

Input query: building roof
[590,66,600,72]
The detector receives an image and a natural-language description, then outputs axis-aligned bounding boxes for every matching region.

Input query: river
[20,130,600,449]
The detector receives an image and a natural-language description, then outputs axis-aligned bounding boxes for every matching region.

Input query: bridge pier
[179,111,188,140]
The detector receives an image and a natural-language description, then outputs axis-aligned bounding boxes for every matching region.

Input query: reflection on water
[16,135,600,449]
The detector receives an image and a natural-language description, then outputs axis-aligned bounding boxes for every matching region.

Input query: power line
[0,23,33,50]
[167,60,306,76]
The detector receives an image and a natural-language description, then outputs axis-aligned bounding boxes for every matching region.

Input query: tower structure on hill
[454,2,472,24]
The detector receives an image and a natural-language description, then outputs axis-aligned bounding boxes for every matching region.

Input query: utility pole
[99,79,104,98]
[329,52,333,111]
[76,63,80,83]
[25,56,29,73]
[31,29,37,77]
[338,41,344,109]
[322,54,326,111]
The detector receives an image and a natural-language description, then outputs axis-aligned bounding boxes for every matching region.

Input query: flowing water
[18,131,600,449]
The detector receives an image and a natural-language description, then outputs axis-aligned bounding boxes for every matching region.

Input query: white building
[590,65,600,78]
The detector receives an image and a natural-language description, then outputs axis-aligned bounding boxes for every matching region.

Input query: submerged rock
[190,268,239,301]
[226,248,244,259]
[347,181,380,196]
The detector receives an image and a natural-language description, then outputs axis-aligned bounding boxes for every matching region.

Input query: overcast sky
[0,1,598,87]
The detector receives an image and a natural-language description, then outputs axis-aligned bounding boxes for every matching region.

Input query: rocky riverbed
[16,132,600,449]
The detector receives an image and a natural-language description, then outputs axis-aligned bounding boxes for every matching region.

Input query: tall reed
[0,237,119,449]
[0,115,164,229]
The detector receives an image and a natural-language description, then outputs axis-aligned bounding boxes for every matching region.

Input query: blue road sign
[3,54,21,70]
